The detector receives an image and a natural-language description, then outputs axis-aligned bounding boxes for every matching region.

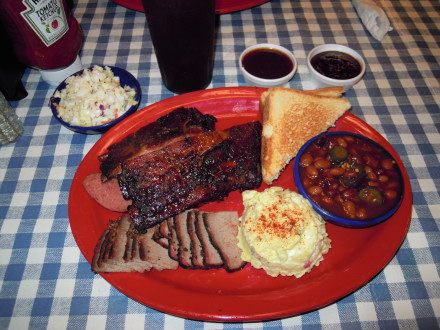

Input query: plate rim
[69,87,412,321]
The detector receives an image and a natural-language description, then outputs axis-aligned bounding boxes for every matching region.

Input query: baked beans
[298,133,403,221]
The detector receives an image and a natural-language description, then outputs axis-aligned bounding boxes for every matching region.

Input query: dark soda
[142,0,216,94]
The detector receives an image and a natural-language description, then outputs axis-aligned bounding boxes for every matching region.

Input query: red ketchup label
[20,0,69,47]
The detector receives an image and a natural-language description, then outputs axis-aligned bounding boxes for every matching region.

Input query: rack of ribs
[98,107,217,180]
[95,107,262,233]
[119,120,262,233]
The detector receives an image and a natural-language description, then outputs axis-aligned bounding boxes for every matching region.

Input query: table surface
[1,0,440,328]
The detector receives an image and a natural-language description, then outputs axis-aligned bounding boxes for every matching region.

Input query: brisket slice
[152,219,172,248]
[152,228,169,249]
[195,211,223,268]
[187,210,205,269]
[119,121,262,233]
[91,215,178,273]
[167,217,179,261]
[98,107,217,180]
[158,220,171,239]
[132,223,179,271]
[203,211,246,272]
[91,216,151,273]
[175,211,193,268]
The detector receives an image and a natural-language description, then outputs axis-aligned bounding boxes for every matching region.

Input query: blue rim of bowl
[49,65,141,134]
[293,131,405,228]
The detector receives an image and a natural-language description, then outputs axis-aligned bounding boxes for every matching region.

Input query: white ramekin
[239,43,297,88]
[307,44,366,91]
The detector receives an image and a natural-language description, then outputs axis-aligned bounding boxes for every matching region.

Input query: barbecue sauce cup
[307,44,366,91]
[239,43,297,88]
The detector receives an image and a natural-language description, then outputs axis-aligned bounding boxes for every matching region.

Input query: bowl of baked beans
[293,132,404,228]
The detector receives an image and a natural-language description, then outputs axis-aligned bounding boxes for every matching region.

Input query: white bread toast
[259,86,344,116]
[260,87,351,185]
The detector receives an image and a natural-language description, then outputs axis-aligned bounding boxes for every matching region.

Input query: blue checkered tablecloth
[1,0,439,328]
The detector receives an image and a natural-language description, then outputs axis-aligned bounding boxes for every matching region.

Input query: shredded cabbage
[53,65,138,127]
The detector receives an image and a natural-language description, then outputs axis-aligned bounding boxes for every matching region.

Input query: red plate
[69,87,412,321]
[111,0,271,14]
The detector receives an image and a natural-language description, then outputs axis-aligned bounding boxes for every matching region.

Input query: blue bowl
[293,131,404,228]
[49,65,141,134]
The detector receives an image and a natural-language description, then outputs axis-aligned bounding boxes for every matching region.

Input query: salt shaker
[0,91,23,145]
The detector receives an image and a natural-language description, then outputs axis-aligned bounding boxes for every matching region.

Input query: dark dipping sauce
[298,134,403,221]
[311,51,362,80]
[242,48,294,79]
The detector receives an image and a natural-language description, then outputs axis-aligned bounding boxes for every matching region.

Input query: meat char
[119,120,262,232]
[98,107,217,180]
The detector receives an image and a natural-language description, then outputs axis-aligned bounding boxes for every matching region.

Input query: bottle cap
[39,55,83,86]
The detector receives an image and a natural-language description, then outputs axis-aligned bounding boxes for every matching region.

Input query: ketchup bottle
[0,0,83,86]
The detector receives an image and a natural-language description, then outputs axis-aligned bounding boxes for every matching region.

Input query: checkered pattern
[1,0,439,328]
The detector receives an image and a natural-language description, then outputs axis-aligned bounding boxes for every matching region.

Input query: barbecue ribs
[98,107,217,179]
[98,107,262,233]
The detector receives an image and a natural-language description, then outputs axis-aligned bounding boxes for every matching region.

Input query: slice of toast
[260,87,351,185]
[302,86,345,97]
[259,86,344,117]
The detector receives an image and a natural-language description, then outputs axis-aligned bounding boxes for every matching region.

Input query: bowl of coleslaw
[49,65,141,134]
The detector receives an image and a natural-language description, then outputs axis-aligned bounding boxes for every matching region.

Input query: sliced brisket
[167,217,179,261]
[175,211,193,268]
[92,210,246,273]
[195,211,224,268]
[92,216,152,273]
[187,210,205,269]
[135,224,179,271]
[91,215,178,273]
[203,211,246,272]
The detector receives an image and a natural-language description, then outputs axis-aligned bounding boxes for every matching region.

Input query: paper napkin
[352,0,393,41]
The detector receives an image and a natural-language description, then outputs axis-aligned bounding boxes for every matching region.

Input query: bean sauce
[299,134,403,221]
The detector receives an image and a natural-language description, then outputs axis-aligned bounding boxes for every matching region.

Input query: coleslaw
[53,65,138,127]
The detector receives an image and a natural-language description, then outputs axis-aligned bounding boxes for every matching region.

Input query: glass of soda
[142,0,216,94]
